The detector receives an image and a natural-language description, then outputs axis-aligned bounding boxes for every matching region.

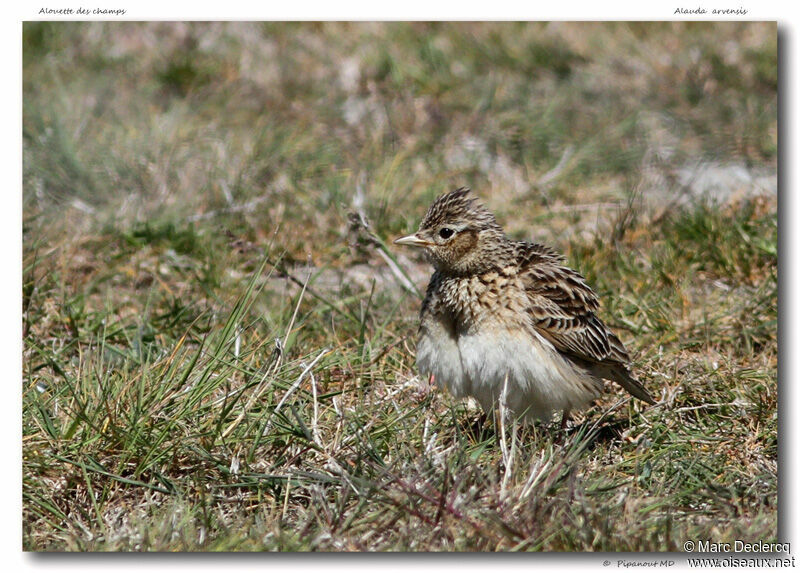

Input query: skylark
[395,188,655,423]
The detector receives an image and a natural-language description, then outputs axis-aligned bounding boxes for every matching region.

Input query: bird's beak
[394,233,428,248]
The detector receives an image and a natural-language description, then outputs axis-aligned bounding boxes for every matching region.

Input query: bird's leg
[419,373,435,394]
[413,373,435,404]
[560,409,571,430]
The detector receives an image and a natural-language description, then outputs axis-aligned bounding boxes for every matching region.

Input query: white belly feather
[417,325,602,420]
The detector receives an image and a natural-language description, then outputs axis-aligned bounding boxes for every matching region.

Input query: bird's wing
[517,242,625,365]
[519,243,654,404]
[525,274,617,363]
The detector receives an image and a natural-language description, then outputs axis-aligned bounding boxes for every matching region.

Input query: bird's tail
[591,363,655,405]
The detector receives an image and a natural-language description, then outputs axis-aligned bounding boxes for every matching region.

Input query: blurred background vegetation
[23,22,776,551]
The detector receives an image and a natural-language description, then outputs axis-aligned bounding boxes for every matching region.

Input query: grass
[22,21,777,552]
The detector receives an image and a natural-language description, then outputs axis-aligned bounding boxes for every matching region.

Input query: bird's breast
[438,275,527,333]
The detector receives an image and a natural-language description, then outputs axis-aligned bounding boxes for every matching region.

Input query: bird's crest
[420,188,500,232]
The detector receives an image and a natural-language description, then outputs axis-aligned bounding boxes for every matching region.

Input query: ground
[23,21,777,551]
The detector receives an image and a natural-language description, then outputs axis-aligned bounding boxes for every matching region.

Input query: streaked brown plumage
[395,188,654,422]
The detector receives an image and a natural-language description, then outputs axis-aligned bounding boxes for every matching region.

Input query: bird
[394,187,654,424]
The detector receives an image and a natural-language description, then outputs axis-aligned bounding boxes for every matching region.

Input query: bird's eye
[438,228,455,239]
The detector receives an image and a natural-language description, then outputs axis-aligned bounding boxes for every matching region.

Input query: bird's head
[394,188,508,275]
